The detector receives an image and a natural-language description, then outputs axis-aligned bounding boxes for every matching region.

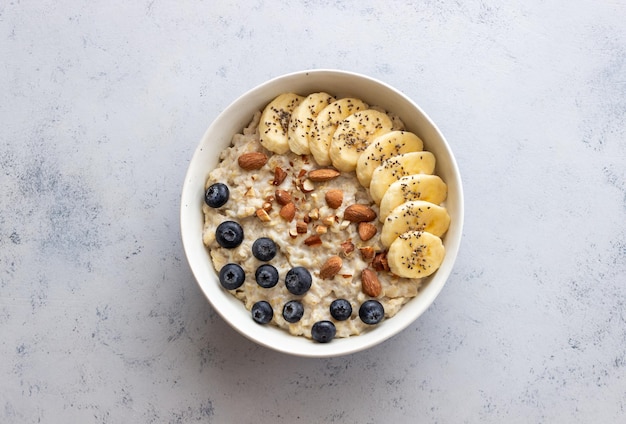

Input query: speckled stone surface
[2,1,625,422]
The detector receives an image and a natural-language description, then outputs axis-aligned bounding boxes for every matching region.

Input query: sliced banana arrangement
[256,91,451,281]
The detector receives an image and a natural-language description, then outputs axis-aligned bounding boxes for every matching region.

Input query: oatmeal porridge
[202,92,450,342]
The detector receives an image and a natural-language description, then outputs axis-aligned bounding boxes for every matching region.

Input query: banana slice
[259,93,305,154]
[356,131,424,188]
[309,98,368,166]
[387,230,445,278]
[380,200,450,247]
[287,92,335,155]
[379,174,447,222]
[369,151,436,204]
[329,109,394,172]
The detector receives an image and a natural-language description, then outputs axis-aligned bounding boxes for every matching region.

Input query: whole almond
[279,202,296,221]
[362,269,382,297]
[325,189,344,209]
[238,152,268,170]
[319,255,343,279]
[308,168,341,182]
[304,235,322,246]
[358,222,377,241]
[343,204,376,222]
[275,189,292,205]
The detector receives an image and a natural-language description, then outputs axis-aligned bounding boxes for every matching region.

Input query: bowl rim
[180,69,464,357]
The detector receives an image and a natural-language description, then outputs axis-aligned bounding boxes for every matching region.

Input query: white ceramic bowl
[180,69,463,357]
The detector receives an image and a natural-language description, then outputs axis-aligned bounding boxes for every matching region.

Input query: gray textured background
[1,1,625,422]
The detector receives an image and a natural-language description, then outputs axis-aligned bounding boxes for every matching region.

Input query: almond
[296,221,308,234]
[359,246,375,260]
[304,235,322,246]
[325,189,343,209]
[361,269,382,297]
[322,215,335,226]
[300,179,315,193]
[308,168,341,182]
[272,166,287,185]
[319,255,343,279]
[358,222,377,241]
[275,189,292,205]
[372,251,390,272]
[340,239,355,256]
[279,202,296,221]
[315,225,328,235]
[238,152,268,170]
[343,204,376,222]
[256,208,271,222]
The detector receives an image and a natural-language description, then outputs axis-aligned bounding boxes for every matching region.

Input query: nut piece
[308,208,320,221]
[279,202,296,221]
[273,166,288,185]
[238,152,268,170]
[358,222,377,241]
[256,208,271,222]
[296,221,308,234]
[308,168,341,182]
[300,179,315,193]
[319,255,343,280]
[343,204,377,222]
[304,235,322,246]
[372,251,390,272]
[315,225,328,235]
[362,269,382,297]
[325,189,344,209]
[322,215,335,226]
[340,239,355,256]
[275,189,292,205]
[359,246,375,260]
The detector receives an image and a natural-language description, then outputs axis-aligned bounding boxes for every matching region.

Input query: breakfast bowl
[180,69,463,357]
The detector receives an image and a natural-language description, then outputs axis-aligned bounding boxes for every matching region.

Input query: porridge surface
[203,110,424,339]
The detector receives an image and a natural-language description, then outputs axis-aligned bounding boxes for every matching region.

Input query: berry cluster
[206,182,385,343]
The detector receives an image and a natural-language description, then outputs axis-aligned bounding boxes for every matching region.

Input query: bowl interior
[181,70,464,357]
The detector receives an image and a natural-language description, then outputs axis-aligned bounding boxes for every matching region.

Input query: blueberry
[215,221,243,249]
[205,183,229,208]
[282,300,304,323]
[285,266,312,295]
[252,237,277,261]
[359,300,385,325]
[330,299,352,321]
[311,321,336,343]
[219,263,245,290]
[251,300,273,324]
[255,264,279,288]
